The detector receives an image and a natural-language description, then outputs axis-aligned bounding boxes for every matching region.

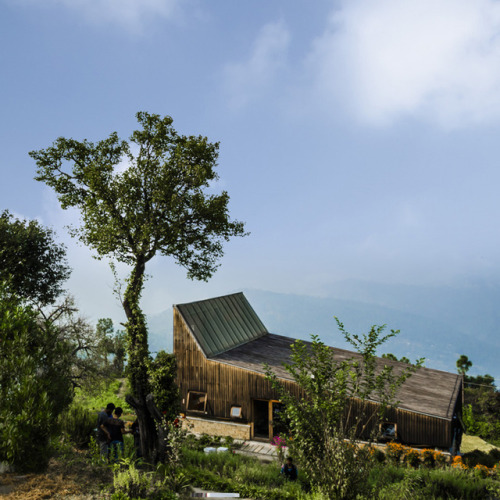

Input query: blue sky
[3,0,500,328]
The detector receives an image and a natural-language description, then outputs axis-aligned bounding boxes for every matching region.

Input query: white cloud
[223,21,290,109]
[309,0,500,128]
[14,0,179,32]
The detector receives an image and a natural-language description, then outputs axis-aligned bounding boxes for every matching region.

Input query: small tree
[265,319,422,499]
[37,298,126,391]
[457,354,472,376]
[0,210,70,305]
[31,111,247,462]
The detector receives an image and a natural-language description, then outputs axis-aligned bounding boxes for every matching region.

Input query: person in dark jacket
[96,403,115,460]
[106,407,127,462]
[281,457,298,481]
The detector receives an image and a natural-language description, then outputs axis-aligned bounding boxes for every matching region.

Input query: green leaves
[0,287,73,472]
[31,111,247,461]
[0,210,70,305]
[265,320,421,498]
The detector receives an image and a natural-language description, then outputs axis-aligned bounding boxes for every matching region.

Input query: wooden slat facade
[174,300,462,449]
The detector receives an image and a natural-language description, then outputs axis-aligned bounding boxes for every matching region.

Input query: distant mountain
[146,283,500,382]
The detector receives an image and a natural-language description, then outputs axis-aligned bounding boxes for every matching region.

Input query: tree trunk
[122,257,159,463]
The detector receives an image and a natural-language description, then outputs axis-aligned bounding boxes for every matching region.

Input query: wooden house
[174,292,463,449]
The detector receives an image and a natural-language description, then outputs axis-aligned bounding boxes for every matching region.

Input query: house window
[379,422,397,441]
[230,406,242,418]
[187,391,207,412]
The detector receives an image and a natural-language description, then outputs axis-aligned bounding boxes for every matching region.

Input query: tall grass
[74,378,132,414]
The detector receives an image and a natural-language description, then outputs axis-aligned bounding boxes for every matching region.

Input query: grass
[2,435,500,499]
[73,378,133,417]
[461,433,500,453]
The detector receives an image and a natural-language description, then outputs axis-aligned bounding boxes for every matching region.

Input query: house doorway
[252,400,288,440]
[253,399,269,439]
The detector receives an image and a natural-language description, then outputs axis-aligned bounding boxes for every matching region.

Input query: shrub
[421,449,435,467]
[375,467,495,500]
[403,448,421,468]
[434,450,448,467]
[60,405,96,448]
[451,455,468,470]
[462,449,498,468]
[370,447,386,464]
[271,435,287,464]
[474,463,490,479]
[385,442,406,464]
[0,290,73,472]
[113,462,152,498]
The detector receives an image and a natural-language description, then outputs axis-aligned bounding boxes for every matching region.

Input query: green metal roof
[175,292,268,358]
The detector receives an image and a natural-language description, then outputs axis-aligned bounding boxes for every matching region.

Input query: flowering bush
[422,449,436,467]
[385,442,406,464]
[403,448,421,468]
[451,455,468,470]
[271,435,287,464]
[368,446,386,463]
[474,463,490,479]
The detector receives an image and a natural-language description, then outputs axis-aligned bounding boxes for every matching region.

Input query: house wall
[174,308,300,425]
[174,307,454,448]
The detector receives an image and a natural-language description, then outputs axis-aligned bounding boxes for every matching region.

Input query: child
[281,457,298,481]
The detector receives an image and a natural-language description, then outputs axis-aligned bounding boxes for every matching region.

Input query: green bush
[0,290,73,472]
[462,449,499,468]
[113,462,152,498]
[371,466,497,500]
[60,405,96,448]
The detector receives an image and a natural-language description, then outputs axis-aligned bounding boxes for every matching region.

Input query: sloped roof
[175,292,268,357]
[213,333,462,421]
[175,292,462,421]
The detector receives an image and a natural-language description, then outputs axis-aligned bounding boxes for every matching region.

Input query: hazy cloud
[223,21,290,109]
[309,0,500,128]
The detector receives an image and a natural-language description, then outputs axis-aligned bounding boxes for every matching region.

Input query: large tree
[0,210,70,305]
[30,111,247,461]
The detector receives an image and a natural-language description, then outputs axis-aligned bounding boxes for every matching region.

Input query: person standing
[96,402,115,460]
[106,407,127,462]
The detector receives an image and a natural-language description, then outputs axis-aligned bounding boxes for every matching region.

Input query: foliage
[148,350,180,421]
[381,353,411,364]
[113,462,152,498]
[75,377,132,413]
[271,435,287,465]
[59,405,96,448]
[180,448,306,499]
[265,320,421,499]
[402,448,421,468]
[90,317,127,378]
[38,297,127,390]
[458,354,500,444]
[369,466,499,500]
[0,288,73,471]
[32,110,247,461]
[0,210,70,305]
[456,354,473,376]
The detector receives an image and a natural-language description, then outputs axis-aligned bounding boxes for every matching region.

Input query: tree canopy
[0,210,70,304]
[30,111,247,462]
[457,354,473,376]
